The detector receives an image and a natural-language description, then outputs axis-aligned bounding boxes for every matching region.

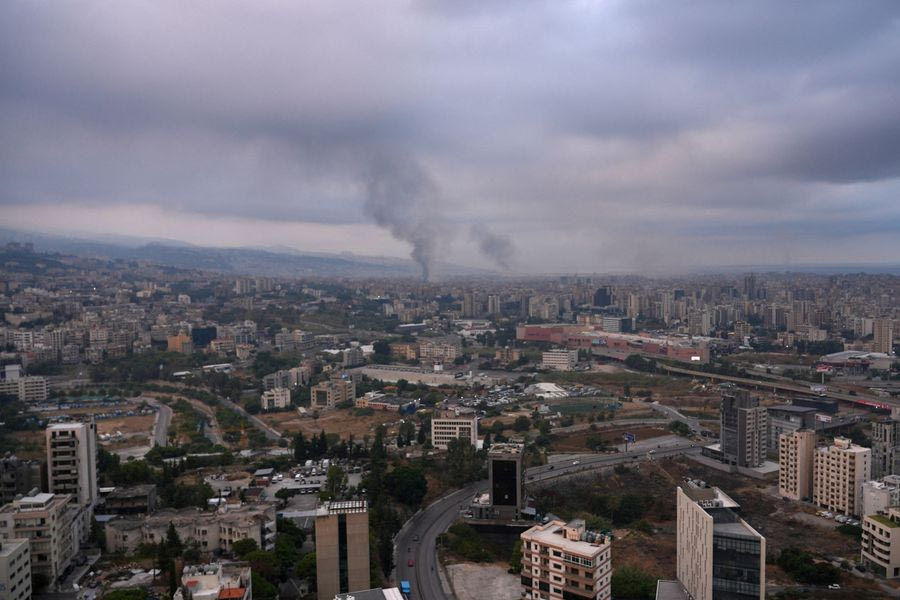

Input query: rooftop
[318,500,368,516]
[868,514,900,528]
[655,580,690,600]
[334,588,404,600]
[521,519,609,557]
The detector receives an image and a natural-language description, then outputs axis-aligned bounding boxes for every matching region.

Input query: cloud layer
[2,0,899,272]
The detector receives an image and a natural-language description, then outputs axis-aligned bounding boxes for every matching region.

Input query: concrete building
[103,484,158,515]
[520,518,612,600]
[874,318,895,355]
[720,388,767,468]
[860,476,900,522]
[676,482,765,600]
[766,404,816,455]
[862,507,900,578]
[46,422,98,510]
[778,430,815,501]
[0,492,75,584]
[541,349,578,371]
[105,504,277,555]
[488,443,524,520]
[173,562,253,600]
[311,378,355,410]
[0,538,31,600]
[0,455,42,505]
[417,335,462,364]
[431,416,477,450]
[342,347,364,368]
[260,387,291,411]
[167,331,194,354]
[0,376,49,403]
[872,419,900,479]
[315,501,369,600]
[813,437,871,517]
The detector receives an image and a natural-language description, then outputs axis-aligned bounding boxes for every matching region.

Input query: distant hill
[0,228,492,279]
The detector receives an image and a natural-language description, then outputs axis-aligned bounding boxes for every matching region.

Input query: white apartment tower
[813,436,871,517]
[46,422,98,509]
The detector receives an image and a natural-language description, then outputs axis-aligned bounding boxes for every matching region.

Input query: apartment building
[873,318,894,355]
[105,505,277,555]
[46,422,98,509]
[0,455,42,505]
[0,493,76,584]
[389,342,418,361]
[260,388,291,411]
[862,507,900,578]
[778,430,815,501]
[431,417,477,450]
[167,331,194,354]
[871,418,900,479]
[520,519,612,600]
[0,538,31,600]
[103,484,158,515]
[417,335,462,364]
[316,501,370,600]
[813,437,871,517]
[0,376,49,403]
[173,562,253,600]
[861,476,900,520]
[541,349,578,372]
[262,366,310,391]
[720,388,767,468]
[311,378,355,410]
[767,404,816,455]
[676,482,765,600]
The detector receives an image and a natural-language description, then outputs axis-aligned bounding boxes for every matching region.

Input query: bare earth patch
[445,563,520,600]
[258,408,401,439]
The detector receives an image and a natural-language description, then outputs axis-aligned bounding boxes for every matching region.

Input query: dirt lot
[445,563,520,600]
[96,415,155,436]
[552,425,669,452]
[258,408,401,439]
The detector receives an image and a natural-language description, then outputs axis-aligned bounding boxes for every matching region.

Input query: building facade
[861,476,900,521]
[862,507,900,578]
[778,430,815,501]
[541,349,578,371]
[311,379,355,410]
[720,389,767,468]
[315,501,369,600]
[46,422,98,510]
[488,443,524,520]
[871,419,900,480]
[0,538,31,600]
[676,482,766,600]
[0,493,75,584]
[873,318,894,355]
[0,455,43,505]
[431,417,477,450]
[520,519,611,600]
[766,404,816,455]
[260,388,291,411]
[813,437,871,517]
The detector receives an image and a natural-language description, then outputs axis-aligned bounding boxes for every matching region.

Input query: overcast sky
[2,1,899,274]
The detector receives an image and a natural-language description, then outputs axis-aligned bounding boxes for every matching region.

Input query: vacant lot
[552,425,669,452]
[259,408,401,439]
[96,414,156,436]
[445,563,520,600]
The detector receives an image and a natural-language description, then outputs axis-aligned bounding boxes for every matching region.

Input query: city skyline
[2,2,900,275]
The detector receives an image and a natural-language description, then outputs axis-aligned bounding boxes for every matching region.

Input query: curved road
[394,482,485,600]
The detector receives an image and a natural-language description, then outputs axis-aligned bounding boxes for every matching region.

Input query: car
[827,584,841,590]
[548,465,554,470]
[408,559,415,567]
[572,460,580,465]
[412,535,419,542]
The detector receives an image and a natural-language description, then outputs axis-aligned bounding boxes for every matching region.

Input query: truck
[810,384,827,396]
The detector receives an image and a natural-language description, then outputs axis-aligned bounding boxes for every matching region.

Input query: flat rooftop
[522,520,608,557]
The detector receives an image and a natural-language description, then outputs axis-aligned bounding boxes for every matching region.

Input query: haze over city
[2,1,900,275]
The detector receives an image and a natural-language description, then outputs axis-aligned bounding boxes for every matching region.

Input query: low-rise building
[0,376,49,403]
[431,417,477,450]
[173,562,252,600]
[417,335,462,364]
[520,519,612,600]
[0,455,43,505]
[261,388,291,411]
[860,476,900,521]
[813,437,871,517]
[311,378,355,410]
[862,507,900,578]
[0,538,31,600]
[103,484,158,515]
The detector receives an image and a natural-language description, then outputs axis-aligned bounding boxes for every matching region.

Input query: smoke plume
[470,223,515,270]
[364,156,445,281]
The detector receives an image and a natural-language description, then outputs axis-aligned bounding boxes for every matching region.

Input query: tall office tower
[462,292,475,318]
[676,481,766,600]
[874,318,895,354]
[593,286,612,307]
[720,389,767,468]
[0,538,32,600]
[46,422,97,509]
[488,443,524,520]
[813,437,871,517]
[520,519,612,600]
[743,274,757,299]
[872,419,900,479]
[487,294,501,316]
[778,430,815,501]
[315,501,370,600]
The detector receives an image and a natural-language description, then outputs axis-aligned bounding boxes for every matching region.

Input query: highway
[394,482,485,600]
[146,397,172,447]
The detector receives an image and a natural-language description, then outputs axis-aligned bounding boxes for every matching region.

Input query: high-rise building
[874,318,895,355]
[593,286,612,307]
[488,443,524,520]
[520,519,612,600]
[0,492,76,584]
[0,538,32,600]
[487,294,501,316]
[872,418,900,479]
[778,430,815,501]
[315,501,370,600]
[676,481,766,600]
[766,404,816,455]
[719,389,767,468]
[46,422,98,509]
[431,417,477,450]
[813,436,871,517]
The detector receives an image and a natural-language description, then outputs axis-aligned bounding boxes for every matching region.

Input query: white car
[827,583,841,590]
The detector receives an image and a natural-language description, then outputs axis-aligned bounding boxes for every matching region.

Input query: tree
[513,416,531,432]
[245,550,278,580]
[446,438,483,487]
[296,552,317,589]
[232,538,258,558]
[166,523,183,557]
[293,432,308,462]
[611,566,656,600]
[385,465,428,507]
[322,465,348,501]
[508,539,523,574]
[252,571,279,600]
